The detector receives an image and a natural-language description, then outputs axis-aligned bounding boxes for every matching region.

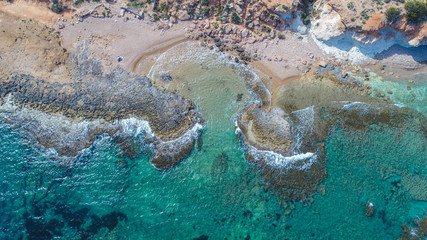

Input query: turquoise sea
[1,43,426,239]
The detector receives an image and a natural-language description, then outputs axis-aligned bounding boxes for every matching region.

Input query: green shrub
[385,7,401,22]
[202,7,210,17]
[348,1,355,8]
[278,33,285,39]
[187,6,195,15]
[73,0,89,6]
[404,0,427,23]
[50,3,64,13]
[201,0,209,6]
[361,10,370,20]
[303,15,310,25]
[231,12,241,24]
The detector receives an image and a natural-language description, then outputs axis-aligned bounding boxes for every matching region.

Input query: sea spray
[235,119,317,171]
[290,106,315,153]
[150,123,204,170]
[247,145,317,170]
[0,94,203,168]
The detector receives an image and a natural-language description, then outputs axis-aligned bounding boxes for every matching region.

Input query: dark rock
[0,44,203,169]
[161,73,173,81]
[366,202,374,217]
[236,93,243,101]
[193,235,209,240]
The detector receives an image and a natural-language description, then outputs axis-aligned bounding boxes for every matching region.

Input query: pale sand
[61,16,193,76]
[0,0,74,26]
[2,0,424,101]
[244,34,330,106]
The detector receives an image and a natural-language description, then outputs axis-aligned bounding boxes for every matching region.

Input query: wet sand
[60,17,193,75]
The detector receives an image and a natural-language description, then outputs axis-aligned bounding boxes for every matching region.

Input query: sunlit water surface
[1,43,426,239]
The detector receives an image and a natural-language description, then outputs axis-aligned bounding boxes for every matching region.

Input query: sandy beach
[1,0,425,110]
[1,1,427,239]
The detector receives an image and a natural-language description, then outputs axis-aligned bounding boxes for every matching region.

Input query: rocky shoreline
[235,64,427,206]
[0,14,203,169]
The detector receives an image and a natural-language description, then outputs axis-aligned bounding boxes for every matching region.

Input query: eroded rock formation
[0,12,203,169]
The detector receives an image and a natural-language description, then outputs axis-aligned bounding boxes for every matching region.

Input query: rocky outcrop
[0,62,203,169]
[237,105,294,156]
[362,12,386,32]
[0,13,203,169]
[311,3,346,41]
[399,216,427,240]
[313,0,427,47]
[236,70,427,204]
[236,103,327,203]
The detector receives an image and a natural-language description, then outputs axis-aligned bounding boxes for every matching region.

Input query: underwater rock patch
[237,79,427,205]
[0,43,204,169]
[237,103,327,203]
[399,216,427,240]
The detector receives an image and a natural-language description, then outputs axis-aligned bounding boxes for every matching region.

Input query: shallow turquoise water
[360,72,427,116]
[1,45,426,239]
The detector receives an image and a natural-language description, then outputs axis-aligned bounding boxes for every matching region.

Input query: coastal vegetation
[231,12,241,24]
[385,7,401,22]
[1,0,427,239]
[404,0,427,23]
[50,0,67,13]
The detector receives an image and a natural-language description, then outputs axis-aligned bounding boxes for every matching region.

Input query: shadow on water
[374,44,427,63]
[318,28,427,64]
[24,201,127,240]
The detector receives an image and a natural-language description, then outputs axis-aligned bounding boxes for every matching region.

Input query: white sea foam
[394,104,405,108]
[0,94,190,162]
[150,123,203,165]
[410,228,419,237]
[116,118,153,138]
[247,145,317,170]
[161,123,203,145]
[291,106,315,153]
[341,101,380,114]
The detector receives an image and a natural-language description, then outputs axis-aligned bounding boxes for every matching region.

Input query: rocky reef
[0,13,203,169]
[236,68,427,205]
[399,216,427,240]
[312,0,426,47]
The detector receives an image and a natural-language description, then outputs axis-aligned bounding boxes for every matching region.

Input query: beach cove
[0,0,426,239]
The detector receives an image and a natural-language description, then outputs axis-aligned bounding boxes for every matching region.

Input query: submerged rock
[236,74,427,205]
[399,216,427,240]
[0,41,203,170]
[366,202,374,217]
[236,104,327,203]
[211,151,229,177]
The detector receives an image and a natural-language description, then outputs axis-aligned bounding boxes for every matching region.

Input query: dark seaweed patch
[193,234,209,240]
[24,203,127,239]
